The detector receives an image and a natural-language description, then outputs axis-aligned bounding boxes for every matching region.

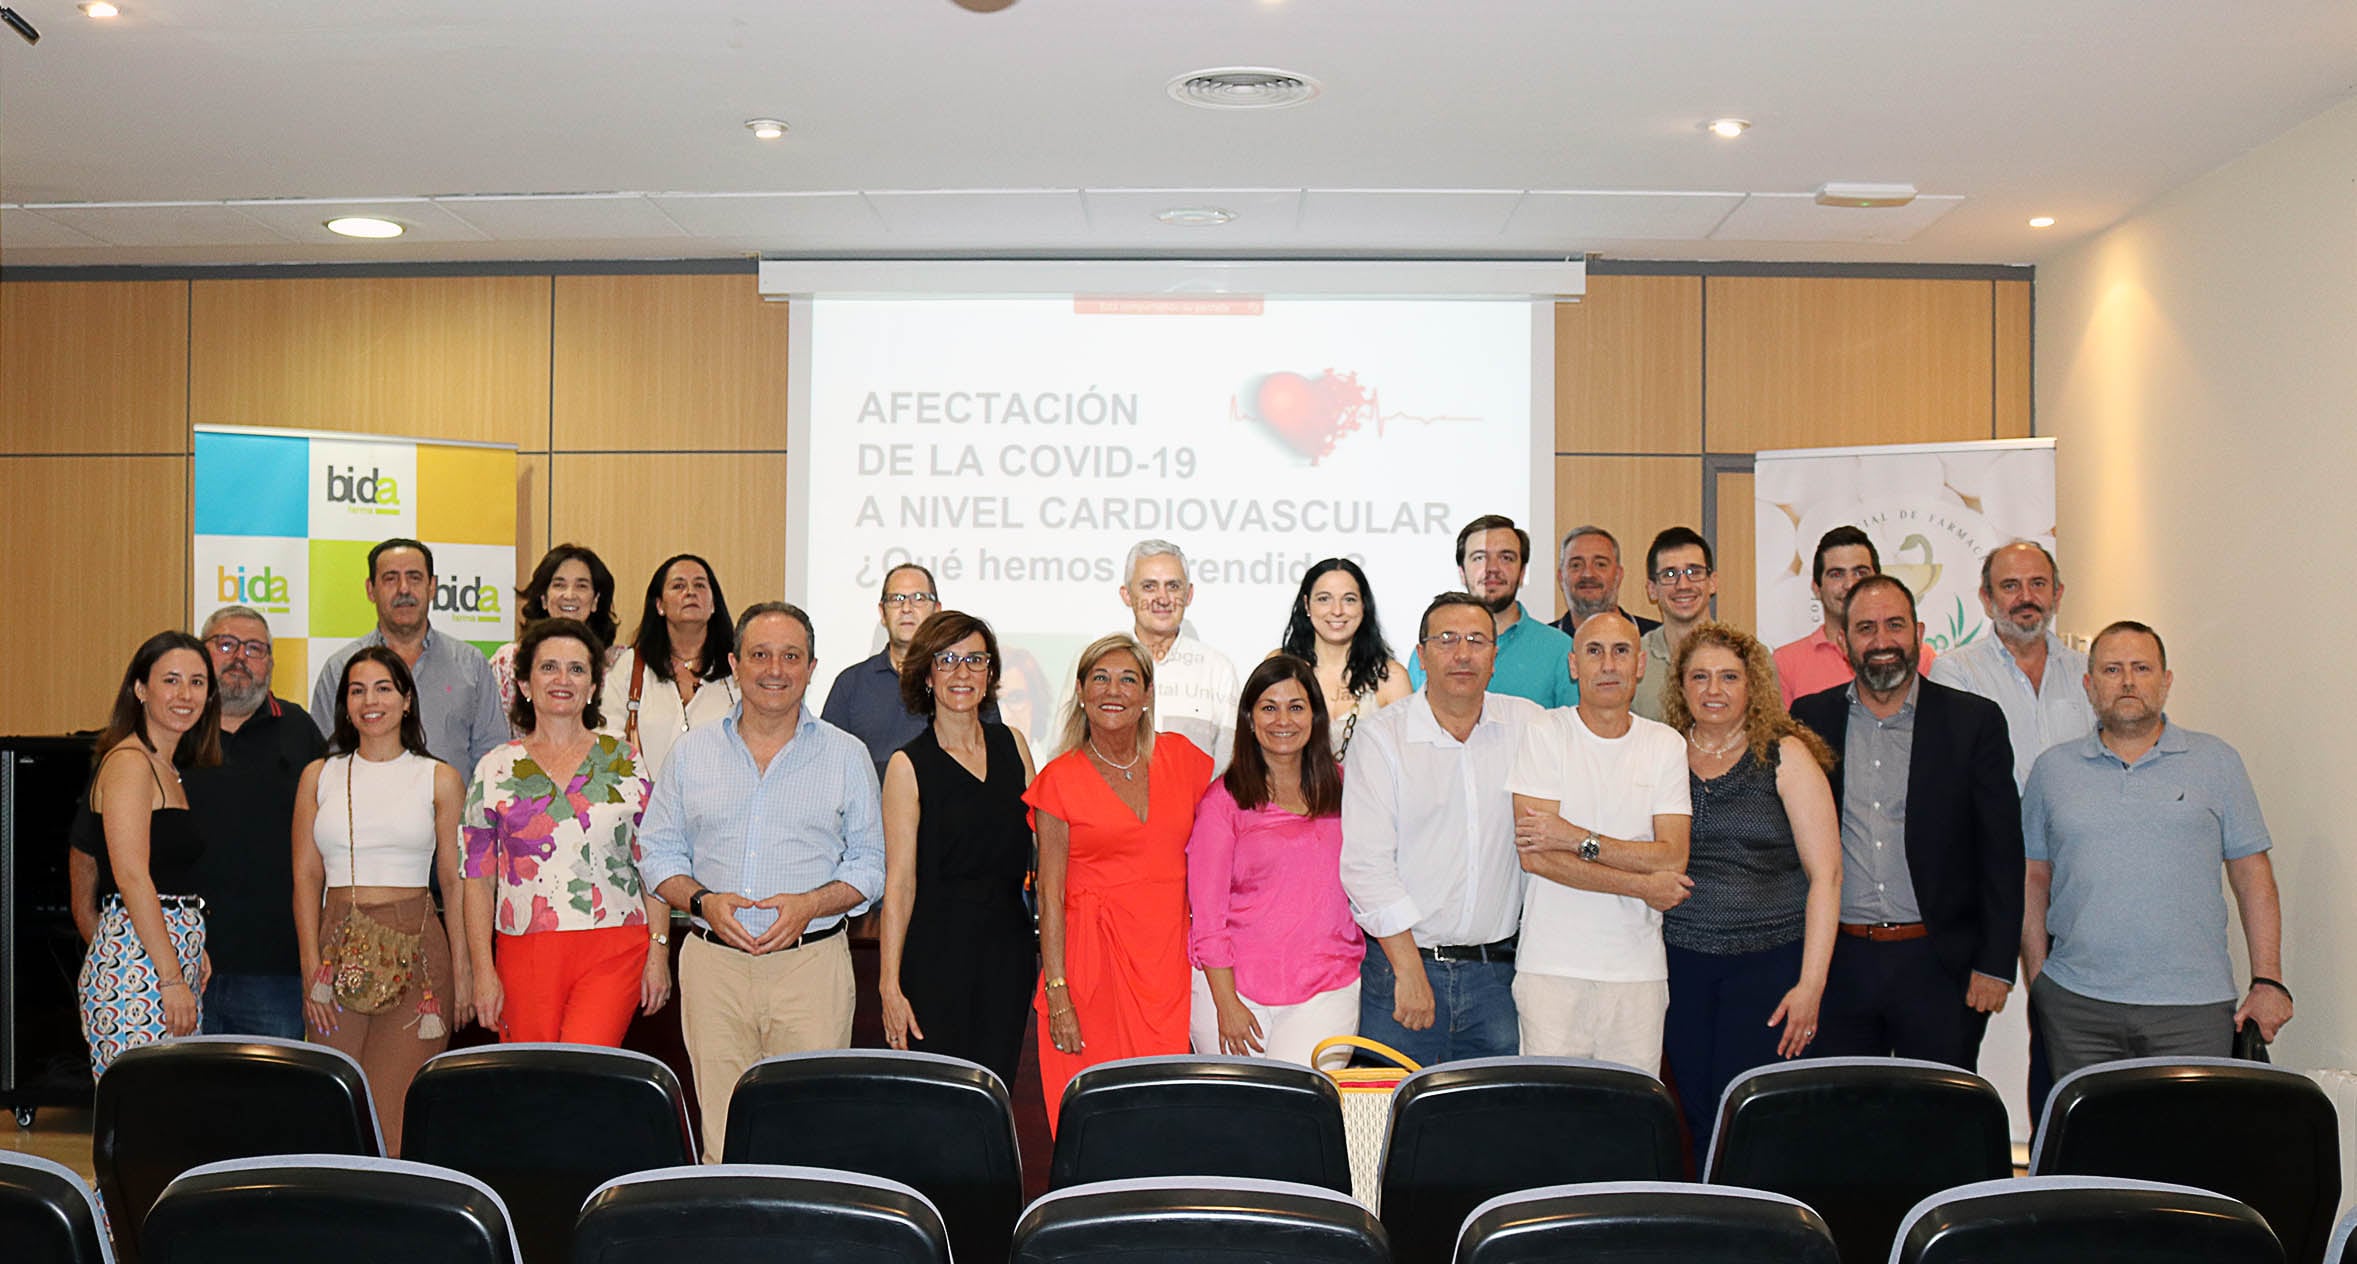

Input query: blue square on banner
[194,431,309,537]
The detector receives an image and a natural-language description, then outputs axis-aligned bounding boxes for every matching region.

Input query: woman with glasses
[1277,558,1410,762]
[601,554,738,781]
[488,545,619,724]
[876,611,1039,1086]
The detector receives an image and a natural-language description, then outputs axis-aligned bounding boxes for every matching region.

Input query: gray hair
[1557,525,1621,566]
[1123,539,1189,586]
[1978,540,2062,593]
[200,605,273,641]
[734,601,815,655]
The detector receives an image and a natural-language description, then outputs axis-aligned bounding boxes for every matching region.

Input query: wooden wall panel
[550,274,791,452]
[1552,456,1704,623]
[1713,470,1757,635]
[1,281,189,454]
[1995,279,2033,438]
[189,276,552,451]
[1555,276,1703,454]
[549,453,789,637]
[516,453,550,591]
[1704,276,1995,452]
[0,457,187,733]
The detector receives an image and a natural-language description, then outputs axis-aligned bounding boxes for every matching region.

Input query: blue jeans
[1357,945,1518,1066]
[201,972,306,1039]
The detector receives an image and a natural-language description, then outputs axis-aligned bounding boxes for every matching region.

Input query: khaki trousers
[679,930,854,1161]
[1512,972,1670,1075]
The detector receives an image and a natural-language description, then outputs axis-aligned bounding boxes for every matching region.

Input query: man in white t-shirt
[1505,610,1693,1071]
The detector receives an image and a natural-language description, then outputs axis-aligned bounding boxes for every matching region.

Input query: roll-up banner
[192,424,518,701]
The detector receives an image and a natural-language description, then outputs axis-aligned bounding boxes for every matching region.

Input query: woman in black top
[877,611,1039,1085]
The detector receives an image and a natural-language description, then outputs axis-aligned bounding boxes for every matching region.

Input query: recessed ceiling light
[745,118,789,140]
[2028,216,2056,229]
[80,1,120,16]
[1707,117,1750,139]
[1168,67,1321,110]
[324,216,404,239]
[1155,206,1236,227]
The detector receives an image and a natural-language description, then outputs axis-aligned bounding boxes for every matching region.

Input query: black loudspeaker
[3,734,97,1130]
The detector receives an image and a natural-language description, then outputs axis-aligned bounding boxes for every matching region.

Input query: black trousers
[1814,935,1989,1070]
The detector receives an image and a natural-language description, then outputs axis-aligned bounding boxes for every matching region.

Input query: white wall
[2039,92,2357,1071]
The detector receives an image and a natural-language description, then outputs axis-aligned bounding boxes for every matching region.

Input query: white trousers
[1512,972,1669,1075]
[1189,970,1363,1067]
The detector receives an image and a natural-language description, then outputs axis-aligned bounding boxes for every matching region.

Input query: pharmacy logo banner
[194,425,517,700]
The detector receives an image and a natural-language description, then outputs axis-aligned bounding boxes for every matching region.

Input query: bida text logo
[216,565,293,611]
[324,465,401,514]
[434,575,503,618]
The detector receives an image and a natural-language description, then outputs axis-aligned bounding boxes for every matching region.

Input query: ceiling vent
[1167,67,1322,110]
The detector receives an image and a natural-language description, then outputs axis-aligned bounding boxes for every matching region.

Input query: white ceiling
[1,0,2353,267]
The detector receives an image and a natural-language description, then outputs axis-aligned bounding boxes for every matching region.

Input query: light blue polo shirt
[1406,602,1578,708]
[2023,719,2270,1006]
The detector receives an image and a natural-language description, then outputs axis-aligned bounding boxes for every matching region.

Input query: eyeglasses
[1653,564,1714,585]
[883,592,939,608]
[1418,632,1495,650]
[208,636,272,659]
[933,651,993,671]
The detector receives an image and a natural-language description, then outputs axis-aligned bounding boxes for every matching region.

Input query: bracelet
[1045,977,1068,990]
[2251,976,2294,1002]
[159,979,190,991]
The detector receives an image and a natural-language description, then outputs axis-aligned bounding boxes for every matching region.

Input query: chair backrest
[140,1154,519,1264]
[1455,1181,1839,1264]
[92,1037,381,1263]
[721,1049,1022,1264]
[401,1043,695,1264]
[1704,1057,2012,1263]
[2031,1057,2339,1264]
[0,1151,116,1264]
[1049,1055,1351,1193]
[1013,1176,1386,1264]
[2324,1202,2357,1264]
[1892,1176,2283,1264]
[575,1164,950,1264]
[1378,1057,1682,1264]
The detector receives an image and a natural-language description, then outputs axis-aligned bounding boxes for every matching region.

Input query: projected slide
[797,296,1541,750]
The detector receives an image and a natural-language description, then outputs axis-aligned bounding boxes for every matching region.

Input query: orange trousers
[492,924,648,1046]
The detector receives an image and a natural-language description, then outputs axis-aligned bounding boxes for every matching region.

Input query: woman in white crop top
[291,646,472,1156]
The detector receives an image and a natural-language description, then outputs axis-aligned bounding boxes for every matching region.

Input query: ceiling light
[1706,117,1750,139]
[2028,216,2056,228]
[1814,182,1918,208]
[80,1,120,16]
[1155,206,1236,227]
[1168,67,1321,110]
[324,216,404,239]
[745,118,789,140]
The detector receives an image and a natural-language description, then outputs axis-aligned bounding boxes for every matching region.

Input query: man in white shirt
[1340,593,1543,1064]
[1506,610,1693,1071]
[1119,539,1240,773]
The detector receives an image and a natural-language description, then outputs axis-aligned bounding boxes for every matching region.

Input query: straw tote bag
[1313,1034,1422,1207]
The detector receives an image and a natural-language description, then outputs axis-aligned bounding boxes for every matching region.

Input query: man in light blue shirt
[1927,541,2096,789]
[1407,514,1579,708]
[310,538,507,773]
[639,601,885,1160]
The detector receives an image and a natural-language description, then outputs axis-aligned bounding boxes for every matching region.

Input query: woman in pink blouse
[1186,654,1365,1064]
[461,618,667,1045]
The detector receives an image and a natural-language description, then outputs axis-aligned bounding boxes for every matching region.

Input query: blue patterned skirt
[79,894,206,1076]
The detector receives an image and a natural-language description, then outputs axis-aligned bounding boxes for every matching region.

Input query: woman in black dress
[877,610,1039,1086]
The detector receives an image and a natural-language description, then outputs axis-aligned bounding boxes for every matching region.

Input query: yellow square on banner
[416,444,516,546]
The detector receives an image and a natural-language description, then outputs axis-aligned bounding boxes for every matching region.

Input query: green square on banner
[309,539,380,639]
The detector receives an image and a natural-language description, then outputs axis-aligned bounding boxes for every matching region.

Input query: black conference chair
[1891,1176,2282,1264]
[1704,1056,2012,1264]
[1455,1181,1839,1264]
[1377,1056,1681,1264]
[2032,1056,2339,1264]
[574,1164,950,1264]
[1048,1055,1352,1193]
[93,1037,381,1264]
[722,1049,1022,1264]
[402,1043,696,1264]
[1012,1176,1386,1264]
[1,1151,117,1264]
[140,1154,520,1264]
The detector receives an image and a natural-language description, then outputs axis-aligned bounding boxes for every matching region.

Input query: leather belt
[1421,935,1517,964]
[1840,921,1929,942]
[691,919,847,953]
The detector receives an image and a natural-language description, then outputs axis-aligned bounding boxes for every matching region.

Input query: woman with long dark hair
[1279,558,1409,761]
[1186,655,1364,1064]
[79,631,224,1073]
[601,553,738,780]
[488,544,619,722]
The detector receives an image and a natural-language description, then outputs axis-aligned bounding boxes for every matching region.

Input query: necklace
[1088,739,1141,781]
[1689,725,1748,758]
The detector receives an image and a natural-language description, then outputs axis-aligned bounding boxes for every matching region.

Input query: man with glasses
[821,562,996,779]
[1341,593,1545,1062]
[1630,527,1720,722]
[1408,514,1579,708]
[1550,526,1662,639]
[1775,526,1936,707]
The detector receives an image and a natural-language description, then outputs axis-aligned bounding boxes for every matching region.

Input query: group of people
[69,510,2291,1158]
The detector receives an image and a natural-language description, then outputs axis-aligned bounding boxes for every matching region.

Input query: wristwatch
[1578,832,1603,863]
[689,888,711,921]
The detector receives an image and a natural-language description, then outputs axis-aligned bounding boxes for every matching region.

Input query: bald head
[1569,610,1643,712]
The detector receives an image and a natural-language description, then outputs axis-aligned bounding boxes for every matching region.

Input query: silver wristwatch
[1578,832,1602,862]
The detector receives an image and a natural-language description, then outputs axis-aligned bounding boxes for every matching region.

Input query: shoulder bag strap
[626,652,648,748]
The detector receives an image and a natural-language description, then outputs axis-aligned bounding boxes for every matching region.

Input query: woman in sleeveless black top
[878,612,1040,1087]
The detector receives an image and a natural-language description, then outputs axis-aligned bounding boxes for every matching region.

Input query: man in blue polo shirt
[2021,620,2293,1079]
[1408,514,1578,708]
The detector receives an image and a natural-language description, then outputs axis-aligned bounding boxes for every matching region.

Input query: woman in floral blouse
[461,617,669,1044]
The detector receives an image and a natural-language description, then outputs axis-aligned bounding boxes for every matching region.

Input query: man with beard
[1549,526,1661,638]
[1776,527,1936,707]
[70,605,327,1036]
[1930,541,2096,789]
[1409,515,1579,708]
[309,537,506,773]
[1791,576,2022,1068]
[2021,622,2291,1077]
[821,562,998,780]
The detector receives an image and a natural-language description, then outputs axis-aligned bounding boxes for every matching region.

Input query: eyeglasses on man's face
[209,636,272,659]
[1653,564,1714,585]
[883,592,939,608]
[1418,631,1496,650]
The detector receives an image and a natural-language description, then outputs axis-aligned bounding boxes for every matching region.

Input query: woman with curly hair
[1658,621,1841,1140]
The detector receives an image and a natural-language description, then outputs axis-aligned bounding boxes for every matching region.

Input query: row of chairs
[42,1037,2352,1264]
[4,1151,2333,1264]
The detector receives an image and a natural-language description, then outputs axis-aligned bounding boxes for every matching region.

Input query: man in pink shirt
[1775,526,1935,706]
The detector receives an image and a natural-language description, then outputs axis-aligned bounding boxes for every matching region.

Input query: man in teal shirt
[1408,514,1579,708]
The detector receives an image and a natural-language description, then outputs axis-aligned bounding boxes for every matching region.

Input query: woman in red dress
[1025,632,1215,1131]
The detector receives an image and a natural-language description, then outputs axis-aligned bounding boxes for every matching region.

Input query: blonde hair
[1056,633,1157,759]
[1660,621,1835,771]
